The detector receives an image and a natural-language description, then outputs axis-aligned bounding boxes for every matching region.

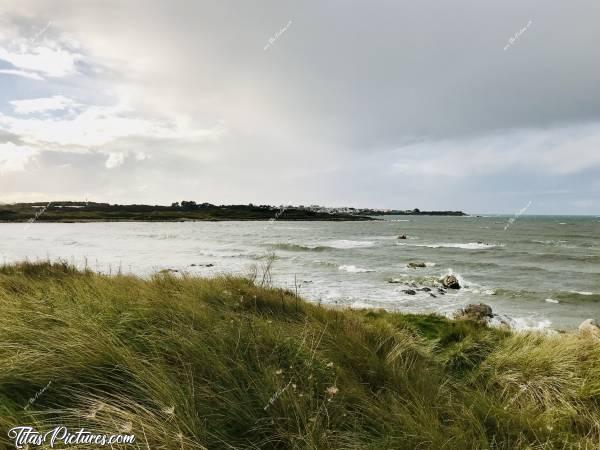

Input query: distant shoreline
[0,202,467,223]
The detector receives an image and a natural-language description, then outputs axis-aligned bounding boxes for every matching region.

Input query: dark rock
[455,303,493,323]
[402,289,417,295]
[429,293,437,298]
[397,234,407,240]
[441,275,461,289]
[407,262,426,269]
[419,287,432,292]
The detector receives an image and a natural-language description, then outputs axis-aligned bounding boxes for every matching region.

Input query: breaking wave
[398,242,503,250]
[338,265,375,273]
[326,240,376,249]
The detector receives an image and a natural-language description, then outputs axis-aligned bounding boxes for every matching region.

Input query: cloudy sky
[0,1,599,214]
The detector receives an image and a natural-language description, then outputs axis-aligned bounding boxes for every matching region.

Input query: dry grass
[0,261,598,449]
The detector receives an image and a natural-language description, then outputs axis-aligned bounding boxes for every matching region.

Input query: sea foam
[338,265,374,273]
[407,242,503,250]
[327,240,375,249]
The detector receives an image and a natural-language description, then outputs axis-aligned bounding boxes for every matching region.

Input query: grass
[0,261,598,449]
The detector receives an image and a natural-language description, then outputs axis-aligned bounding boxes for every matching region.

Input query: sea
[2,215,599,330]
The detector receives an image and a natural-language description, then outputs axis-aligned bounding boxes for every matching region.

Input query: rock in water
[402,289,417,295]
[454,303,493,323]
[408,262,426,268]
[579,319,600,339]
[441,274,461,289]
[397,234,407,239]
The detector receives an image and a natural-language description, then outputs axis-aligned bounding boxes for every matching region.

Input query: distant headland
[0,201,467,222]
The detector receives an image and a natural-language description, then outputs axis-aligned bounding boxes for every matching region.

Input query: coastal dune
[0,262,599,449]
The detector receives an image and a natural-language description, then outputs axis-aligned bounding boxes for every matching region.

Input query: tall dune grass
[0,261,598,449]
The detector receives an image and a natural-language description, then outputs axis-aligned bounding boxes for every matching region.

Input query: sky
[0,1,599,214]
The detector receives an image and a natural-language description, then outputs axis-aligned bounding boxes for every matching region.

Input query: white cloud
[10,95,78,114]
[0,69,44,80]
[0,104,224,148]
[0,142,37,172]
[105,152,124,169]
[0,45,80,78]
[103,151,151,169]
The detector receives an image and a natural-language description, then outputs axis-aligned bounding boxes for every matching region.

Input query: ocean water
[2,215,599,330]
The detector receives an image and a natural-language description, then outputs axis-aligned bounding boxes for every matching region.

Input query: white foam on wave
[470,288,496,295]
[511,317,554,332]
[488,314,554,333]
[570,291,594,296]
[407,242,503,250]
[367,235,401,241]
[338,265,374,273]
[545,298,560,304]
[327,240,375,249]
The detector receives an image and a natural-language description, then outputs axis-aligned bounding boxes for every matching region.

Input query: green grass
[0,261,598,449]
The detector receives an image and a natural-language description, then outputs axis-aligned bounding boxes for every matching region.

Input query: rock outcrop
[454,303,493,323]
[441,275,461,289]
[407,262,426,269]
